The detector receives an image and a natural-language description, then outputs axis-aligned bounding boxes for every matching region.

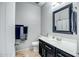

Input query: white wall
[41,2,79,40]
[15,2,41,50]
[0,2,15,57]
[41,3,52,36]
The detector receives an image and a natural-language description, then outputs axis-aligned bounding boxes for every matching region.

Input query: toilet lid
[32,41,39,46]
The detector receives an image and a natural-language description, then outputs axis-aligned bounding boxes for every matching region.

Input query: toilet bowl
[32,41,39,52]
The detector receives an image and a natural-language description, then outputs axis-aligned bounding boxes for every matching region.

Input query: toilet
[32,41,39,52]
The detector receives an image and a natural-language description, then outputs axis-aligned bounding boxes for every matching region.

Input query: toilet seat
[32,41,39,46]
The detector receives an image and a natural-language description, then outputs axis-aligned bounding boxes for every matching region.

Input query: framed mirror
[53,3,73,34]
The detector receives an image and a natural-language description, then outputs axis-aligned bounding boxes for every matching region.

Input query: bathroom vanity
[39,36,77,57]
[38,3,79,57]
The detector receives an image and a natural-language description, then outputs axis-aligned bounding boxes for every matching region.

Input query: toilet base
[33,47,39,52]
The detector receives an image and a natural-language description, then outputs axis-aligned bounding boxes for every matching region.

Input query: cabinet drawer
[39,39,46,44]
[45,44,55,52]
[45,45,55,57]
[45,42,55,50]
[39,39,45,47]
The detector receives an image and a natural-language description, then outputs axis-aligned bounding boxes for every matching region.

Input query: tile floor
[16,49,40,57]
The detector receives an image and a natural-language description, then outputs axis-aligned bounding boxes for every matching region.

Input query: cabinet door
[39,40,46,57]
[56,48,74,57]
[39,43,42,56]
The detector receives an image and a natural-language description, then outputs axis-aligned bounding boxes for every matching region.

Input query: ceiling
[31,2,64,7]
[34,2,46,7]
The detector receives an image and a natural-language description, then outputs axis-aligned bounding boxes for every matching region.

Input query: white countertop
[39,36,77,56]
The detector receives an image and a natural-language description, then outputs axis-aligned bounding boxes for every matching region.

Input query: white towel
[20,27,24,39]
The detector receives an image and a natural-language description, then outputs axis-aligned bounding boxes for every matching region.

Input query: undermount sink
[48,37,62,42]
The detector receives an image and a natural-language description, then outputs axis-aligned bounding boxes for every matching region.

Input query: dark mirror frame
[53,3,73,34]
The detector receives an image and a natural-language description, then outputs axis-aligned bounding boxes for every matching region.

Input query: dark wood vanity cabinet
[39,39,74,57]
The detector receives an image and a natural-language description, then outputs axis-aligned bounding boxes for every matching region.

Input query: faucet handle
[56,38,62,41]
[52,36,55,39]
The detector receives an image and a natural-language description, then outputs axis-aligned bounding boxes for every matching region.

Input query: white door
[0,2,15,57]
[5,2,15,57]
